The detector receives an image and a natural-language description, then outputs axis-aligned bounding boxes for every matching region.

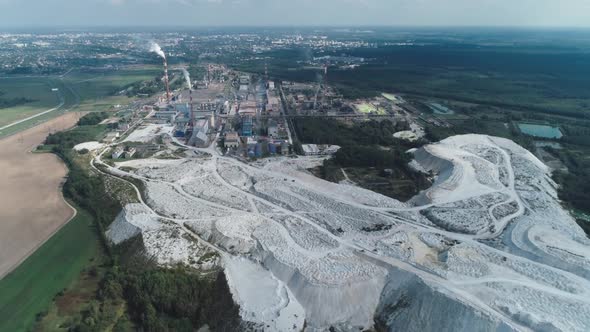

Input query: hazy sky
[1,0,589,27]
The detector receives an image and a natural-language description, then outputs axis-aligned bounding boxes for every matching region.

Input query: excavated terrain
[101,132,590,332]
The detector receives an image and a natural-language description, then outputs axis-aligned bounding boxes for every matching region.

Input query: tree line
[78,112,109,126]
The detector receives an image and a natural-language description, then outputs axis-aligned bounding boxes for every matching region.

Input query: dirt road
[0,112,81,279]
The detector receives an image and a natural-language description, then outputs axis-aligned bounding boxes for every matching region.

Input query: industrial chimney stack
[164,58,171,102]
[190,89,195,128]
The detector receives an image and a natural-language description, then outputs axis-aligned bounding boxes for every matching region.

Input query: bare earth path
[0,112,81,279]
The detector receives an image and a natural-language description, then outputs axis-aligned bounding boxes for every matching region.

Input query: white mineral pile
[123,124,174,143]
[73,141,104,152]
[106,204,219,270]
[103,129,590,332]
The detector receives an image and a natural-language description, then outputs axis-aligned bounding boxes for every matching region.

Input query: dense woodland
[548,145,590,217]
[294,118,411,147]
[294,118,430,201]
[118,268,241,331]
[78,112,109,126]
[234,43,590,118]
[45,126,107,148]
[121,77,164,97]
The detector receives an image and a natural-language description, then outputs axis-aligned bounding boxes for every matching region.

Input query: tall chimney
[190,89,194,127]
[207,64,211,85]
[164,58,171,102]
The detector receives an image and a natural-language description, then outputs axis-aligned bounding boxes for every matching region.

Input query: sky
[0,0,589,27]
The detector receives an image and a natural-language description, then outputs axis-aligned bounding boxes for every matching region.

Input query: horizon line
[1,24,590,31]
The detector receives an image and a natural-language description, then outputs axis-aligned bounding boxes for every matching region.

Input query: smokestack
[164,58,171,102]
[149,42,171,102]
[207,64,211,85]
[190,89,194,128]
[265,62,269,90]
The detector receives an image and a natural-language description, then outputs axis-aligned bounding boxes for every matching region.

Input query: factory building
[154,110,177,122]
[189,119,210,147]
[112,146,125,159]
[242,116,253,137]
[103,132,120,143]
[224,132,240,149]
[125,147,137,159]
[174,117,190,137]
[281,141,290,155]
[174,103,190,116]
[239,75,250,85]
[268,120,279,137]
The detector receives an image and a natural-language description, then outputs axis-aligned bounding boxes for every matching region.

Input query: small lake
[428,103,455,115]
[518,123,563,139]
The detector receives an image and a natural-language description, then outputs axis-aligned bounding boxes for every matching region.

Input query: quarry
[92,123,590,331]
[34,52,588,330]
[2,26,590,332]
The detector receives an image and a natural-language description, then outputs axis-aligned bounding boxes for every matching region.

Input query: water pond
[518,123,563,139]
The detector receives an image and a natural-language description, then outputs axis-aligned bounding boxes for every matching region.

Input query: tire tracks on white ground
[91,137,590,332]
[108,144,532,330]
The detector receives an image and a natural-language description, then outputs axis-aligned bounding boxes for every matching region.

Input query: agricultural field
[0,77,62,126]
[0,206,99,332]
[0,112,116,331]
[62,66,161,113]
[0,77,81,139]
[0,65,160,139]
[0,112,81,280]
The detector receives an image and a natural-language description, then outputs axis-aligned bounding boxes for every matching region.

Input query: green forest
[294,118,430,201]
[78,112,109,126]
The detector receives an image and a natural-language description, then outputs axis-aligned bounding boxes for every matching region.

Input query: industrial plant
[143,43,292,159]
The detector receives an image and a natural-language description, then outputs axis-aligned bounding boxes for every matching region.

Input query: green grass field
[355,102,387,115]
[0,78,82,139]
[0,205,99,332]
[65,67,159,96]
[0,77,62,127]
[63,66,160,111]
[0,66,160,139]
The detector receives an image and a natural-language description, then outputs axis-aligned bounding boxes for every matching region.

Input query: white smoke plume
[149,41,166,59]
[181,68,192,90]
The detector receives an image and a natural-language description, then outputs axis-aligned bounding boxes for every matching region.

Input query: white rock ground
[73,141,104,151]
[99,130,590,332]
[123,124,174,143]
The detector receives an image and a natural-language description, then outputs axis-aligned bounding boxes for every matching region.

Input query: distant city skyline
[0,0,589,28]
